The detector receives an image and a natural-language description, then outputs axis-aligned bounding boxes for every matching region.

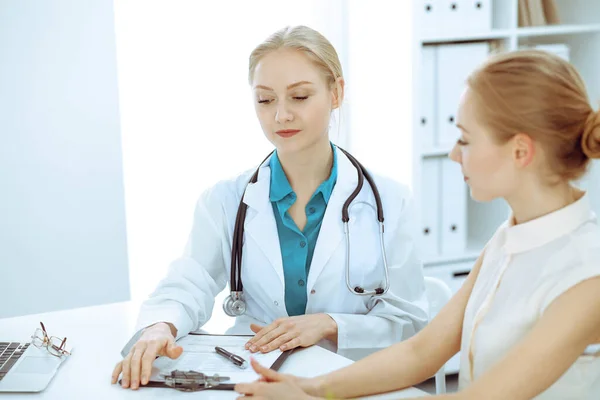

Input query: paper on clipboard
[149,334,284,385]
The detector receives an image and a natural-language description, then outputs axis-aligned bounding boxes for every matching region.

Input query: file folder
[420,0,493,38]
[440,158,467,255]
[534,44,570,61]
[542,0,560,24]
[527,0,547,26]
[519,0,532,27]
[419,159,441,258]
[419,1,438,38]
[419,46,437,149]
[459,0,492,32]
[438,1,462,34]
[436,42,489,148]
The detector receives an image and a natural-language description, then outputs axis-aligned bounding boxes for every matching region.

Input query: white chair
[424,276,453,395]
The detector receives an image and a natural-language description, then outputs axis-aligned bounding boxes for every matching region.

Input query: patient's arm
[308,252,485,399]
[457,276,600,400]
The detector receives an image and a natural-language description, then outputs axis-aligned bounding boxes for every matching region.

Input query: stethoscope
[223,147,390,317]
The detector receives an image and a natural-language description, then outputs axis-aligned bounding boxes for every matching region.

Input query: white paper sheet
[149,334,283,385]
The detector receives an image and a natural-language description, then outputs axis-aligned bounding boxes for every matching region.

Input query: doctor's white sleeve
[133,187,230,341]
[326,188,428,359]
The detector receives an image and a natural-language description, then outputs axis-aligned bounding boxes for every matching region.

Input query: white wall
[346,0,414,189]
[0,0,130,318]
[113,0,348,307]
[113,0,415,332]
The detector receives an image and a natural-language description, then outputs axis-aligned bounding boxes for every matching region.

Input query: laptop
[0,341,63,392]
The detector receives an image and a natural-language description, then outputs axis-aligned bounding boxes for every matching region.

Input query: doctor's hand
[111,322,183,390]
[235,358,321,399]
[246,313,337,354]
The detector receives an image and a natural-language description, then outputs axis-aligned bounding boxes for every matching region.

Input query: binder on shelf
[534,44,570,61]
[440,158,467,255]
[542,0,560,25]
[419,159,441,258]
[438,0,464,35]
[459,0,492,32]
[424,261,472,294]
[519,0,559,27]
[527,0,547,26]
[436,42,489,148]
[421,0,493,39]
[520,43,570,61]
[419,1,439,38]
[419,46,437,149]
[518,0,532,27]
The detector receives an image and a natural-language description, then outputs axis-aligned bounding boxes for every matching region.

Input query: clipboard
[128,333,294,392]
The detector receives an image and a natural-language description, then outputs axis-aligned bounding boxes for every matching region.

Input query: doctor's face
[449,88,519,202]
[251,49,340,155]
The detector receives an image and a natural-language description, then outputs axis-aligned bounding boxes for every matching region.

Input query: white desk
[0,302,428,399]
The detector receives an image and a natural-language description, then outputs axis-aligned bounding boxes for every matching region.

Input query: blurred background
[1,1,599,379]
[0,0,413,324]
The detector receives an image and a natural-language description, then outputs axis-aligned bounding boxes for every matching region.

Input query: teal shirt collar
[269,144,338,204]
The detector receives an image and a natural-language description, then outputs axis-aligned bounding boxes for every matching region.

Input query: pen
[215,346,248,369]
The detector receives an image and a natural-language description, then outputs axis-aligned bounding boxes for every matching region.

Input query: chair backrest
[424,276,454,395]
[424,276,453,321]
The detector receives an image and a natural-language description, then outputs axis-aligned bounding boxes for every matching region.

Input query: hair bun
[582,110,600,159]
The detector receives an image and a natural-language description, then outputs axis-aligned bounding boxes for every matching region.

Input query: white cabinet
[413,0,600,374]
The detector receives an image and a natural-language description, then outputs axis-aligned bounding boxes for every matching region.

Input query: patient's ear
[512,133,535,168]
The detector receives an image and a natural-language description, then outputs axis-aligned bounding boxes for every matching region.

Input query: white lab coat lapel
[307,150,358,291]
[242,160,285,286]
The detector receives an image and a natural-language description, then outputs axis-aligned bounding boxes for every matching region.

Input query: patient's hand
[111,322,183,390]
[245,314,337,353]
[235,358,320,399]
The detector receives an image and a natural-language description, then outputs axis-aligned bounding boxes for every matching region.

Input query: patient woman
[234,50,600,399]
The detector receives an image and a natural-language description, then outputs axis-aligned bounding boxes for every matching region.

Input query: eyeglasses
[31,322,70,358]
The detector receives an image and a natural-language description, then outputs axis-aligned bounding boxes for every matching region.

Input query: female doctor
[112,25,428,390]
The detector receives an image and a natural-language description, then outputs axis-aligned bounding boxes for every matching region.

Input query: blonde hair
[248,25,343,90]
[467,49,600,181]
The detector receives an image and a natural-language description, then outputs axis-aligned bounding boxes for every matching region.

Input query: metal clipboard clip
[162,370,230,392]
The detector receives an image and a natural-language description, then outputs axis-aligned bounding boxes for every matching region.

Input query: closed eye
[293,96,309,101]
[457,138,468,146]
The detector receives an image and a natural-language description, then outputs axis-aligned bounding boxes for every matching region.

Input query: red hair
[467,49,600,181]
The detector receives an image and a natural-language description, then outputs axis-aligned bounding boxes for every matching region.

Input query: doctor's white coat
[135,150,428,359]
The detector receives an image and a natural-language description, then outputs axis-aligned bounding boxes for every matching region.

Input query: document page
[150,334,283,384]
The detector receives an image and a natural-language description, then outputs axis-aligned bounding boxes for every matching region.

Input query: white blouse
[458,193,600,399]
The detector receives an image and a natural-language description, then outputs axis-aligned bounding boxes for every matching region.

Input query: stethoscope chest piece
[223,291,246,317]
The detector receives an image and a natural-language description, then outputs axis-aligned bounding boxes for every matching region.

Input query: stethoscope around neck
[223,146,390,317]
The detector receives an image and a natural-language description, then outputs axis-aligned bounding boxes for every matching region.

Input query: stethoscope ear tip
[353,286,385,295]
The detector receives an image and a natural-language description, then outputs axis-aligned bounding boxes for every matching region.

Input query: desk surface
[0,301,427,399]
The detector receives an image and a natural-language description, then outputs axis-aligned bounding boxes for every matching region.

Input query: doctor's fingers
[139,342,164,386]
[259,332,298,353]
[251,324,293,352]
[119,350,135,388]
[279,336,303,351]
[111,361,123,384]
[128,344,149,389]
[247,321,283,350]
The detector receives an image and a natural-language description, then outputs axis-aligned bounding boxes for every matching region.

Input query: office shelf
[413,5,600,376]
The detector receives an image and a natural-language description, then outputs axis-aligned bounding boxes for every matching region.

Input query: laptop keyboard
[0,342,30,381]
